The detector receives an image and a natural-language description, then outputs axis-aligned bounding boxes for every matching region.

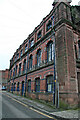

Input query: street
[1,92,56,120]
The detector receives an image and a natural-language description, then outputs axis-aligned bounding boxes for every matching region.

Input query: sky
[0,0,80,70]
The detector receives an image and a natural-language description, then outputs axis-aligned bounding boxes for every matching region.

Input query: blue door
[22,82,24,96]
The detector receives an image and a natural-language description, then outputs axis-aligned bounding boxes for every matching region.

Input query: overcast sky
[0,0,79,70]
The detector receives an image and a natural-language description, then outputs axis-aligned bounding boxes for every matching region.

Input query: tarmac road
[1,91,56,120]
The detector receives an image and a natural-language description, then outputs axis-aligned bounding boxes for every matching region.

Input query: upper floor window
[28,80,31,92]
[25,44,27,52]
[78,40,80,59]
[17,53,19,60]
[46,75,53,92]
[35,78,40,92]
[20,49,23,57]
[37,49,41,67]
[29,55,33,70]
[19,63,22,75]
[47,41,54,62]
[30,38,34,47]
[37,30,42,39]
[15,56,16,62]
[46,21,52,31]
[13,68,15,77]
[23,59,26,73]
[16,65,18,76]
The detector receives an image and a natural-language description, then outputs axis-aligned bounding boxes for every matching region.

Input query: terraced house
[8,0,80,106]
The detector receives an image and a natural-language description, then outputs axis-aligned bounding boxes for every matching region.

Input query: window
[13,68,15,77]
[37,49,41,66]
[46,75,53,92]
[28,80,31,92]
[35,78,40,92]
[14,83,16,91]
[23,59,26,73]
[17,82,19,91]
[30,38,34,47]
[15,56,16,62]
[16,65,18,76]
[46,21,52,31]
[78,40,80,59]
[47,41,54,62]
[74,45,77,59]
[20,49,23,57]
[37,30,42,39]
[17,53,19,60]
[19,63,22,75]
[29,55,33,70]
[25,44,27,52]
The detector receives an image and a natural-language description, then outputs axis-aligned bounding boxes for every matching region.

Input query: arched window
[29,55,33,70]
[78,40,80,59]
[35,78,40,92]
[14,83,16,91]
[17,82,19,91]
[46,75,53,92]
[47,41,54,62]
[37,49,41,66]
[28,80,31,92]
[23,59,26,73]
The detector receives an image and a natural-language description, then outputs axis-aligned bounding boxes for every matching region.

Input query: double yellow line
[3,93,56,120]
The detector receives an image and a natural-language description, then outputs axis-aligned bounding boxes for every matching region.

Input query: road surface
[1,91,56,120]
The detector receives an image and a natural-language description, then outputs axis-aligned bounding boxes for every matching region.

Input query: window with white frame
[47,41,54,62]
[46,75,53,92]
[30,38,34,47]
[37,49,41,66]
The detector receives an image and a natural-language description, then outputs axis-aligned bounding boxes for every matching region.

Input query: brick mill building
[0,69,9,90]
[8,0,80,106]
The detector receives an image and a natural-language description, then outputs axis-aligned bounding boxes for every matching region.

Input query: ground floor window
[46,75,53,92]
[28,80,31,92]
[35,78,40,92]
[14,83,16,91]
[17,82,19,91]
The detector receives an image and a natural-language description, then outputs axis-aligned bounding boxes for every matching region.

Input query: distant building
[0,69,9,90]
[8,0,80,106]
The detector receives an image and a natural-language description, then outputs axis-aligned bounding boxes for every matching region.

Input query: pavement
[2,91,80,120]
